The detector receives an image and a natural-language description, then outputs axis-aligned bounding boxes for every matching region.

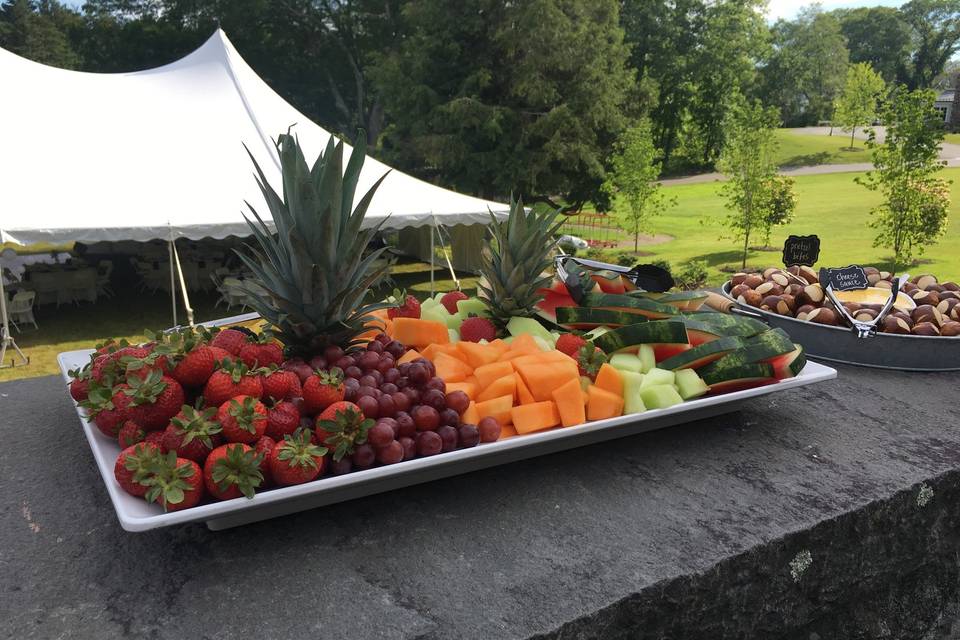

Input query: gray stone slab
[1,365,959,639]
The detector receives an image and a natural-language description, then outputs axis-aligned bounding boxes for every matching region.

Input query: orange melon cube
[511,401,561,434]
[514,362,579,402]
[594,364,624,397]
[473,361,516,389]
[422,342,465,362]
[457,341,501,369]
[391,318,449,349]
[552,378,586,427]
[499,423,519,440]
[397,349,422,365]
[475,395,514,426]
[477,375,517,403]
[464,375,480,387]
[497,350,534,363]
[461,401,480,425]
[446,381,479,400]
[508,333,541,354]
[514,372,536,405]
[433,352,474,383]
[586,385,624,421]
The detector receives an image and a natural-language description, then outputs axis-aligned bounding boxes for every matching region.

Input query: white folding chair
[8,291,38,331]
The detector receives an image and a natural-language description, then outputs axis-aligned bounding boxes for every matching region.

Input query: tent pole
[170,236,195,327]
[432,215,461,291]
[0,271,29,369]
[168,236,178,328]
[429,220,435,297]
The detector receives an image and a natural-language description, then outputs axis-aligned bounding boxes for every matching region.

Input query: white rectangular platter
[59,348,836,532]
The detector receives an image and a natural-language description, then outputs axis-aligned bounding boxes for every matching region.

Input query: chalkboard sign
[819,265,869,291]
[782,235,820,267]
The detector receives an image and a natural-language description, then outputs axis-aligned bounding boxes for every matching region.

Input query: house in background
[935,89,955,122]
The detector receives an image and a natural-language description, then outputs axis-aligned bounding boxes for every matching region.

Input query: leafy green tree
[717,99,782,268]
[857,88,951,272]
[836,7,911,84]
[757,174,797,248]
[602,119,676,253]
[372,0,633,209]
[897,0,960,89]
[833,62,887,149]
[0,0,80,68]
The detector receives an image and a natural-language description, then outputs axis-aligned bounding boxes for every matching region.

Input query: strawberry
[440,291,469,314]
[302,368,345,415]
[68,366,91,402]
[459,317,497,342]
[387,289,421,319]
[171,344,216,388]
[114,442,161,497]
[142,452,204,512]
[576,344,607,381]
[203,443,264,500]
[118,420,146,447]
[160,405,222,462]
[239,335,284,369]
[555,333,587,358]
[265,400,302,440]
[208,346,235,367]
[262,369,301,401]
[80,381,131,438]
[203,361,263,406]
[254,436,276,486]
[145,430,165,447]
[124,370,186,430]
[210,328,247,356]
[268,431,327,486]
[316,401,373,461]
[218,395,268,444]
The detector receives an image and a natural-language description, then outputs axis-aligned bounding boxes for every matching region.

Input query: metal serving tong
[554,255,675,304]
[824,273,909,338]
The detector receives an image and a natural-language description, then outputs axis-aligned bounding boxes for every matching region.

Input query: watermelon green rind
[591,321,689,354]
[739,328,796,363]
[698,352,775,389]
[631,290,709,311]
[657,336,745,371]
[681,311,768,337]
[555,307,647,330]
[583,293,678,319]
[677,318,725,345]
[772,345,806,379]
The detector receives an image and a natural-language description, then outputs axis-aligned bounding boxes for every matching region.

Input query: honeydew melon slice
[609,353,644,373]
[639,367,675,389]
[640,385,684,409]
[675,369,708,399]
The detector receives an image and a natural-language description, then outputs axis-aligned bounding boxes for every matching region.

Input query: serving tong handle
[824,273,909,338]
[554,254,674,303]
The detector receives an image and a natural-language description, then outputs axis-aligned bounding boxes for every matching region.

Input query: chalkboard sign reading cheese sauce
[782,235,820,267]
[819,265,870,291]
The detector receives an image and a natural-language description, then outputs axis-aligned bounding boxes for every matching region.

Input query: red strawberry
[68,367,91,402]
[265,400,301,440]
[114,442,161,497]
[145,431,165,447]
[576,345,607,381]
[218,395,268,444]
[316,401,373,461]
[81,381,131,438]
[160,405,222,462]
[440,291,468,314]
[268,431,327,486]
[142,452,204,512]
[262,370,301,401]
[203,443,264,500]
[118,420,146,447]
[388,291,421,319]
[302,368,345,415]
[203,362,263,406]
[124,371,186,430]
[254,436,276,486]
[171,344,216,388]
[210,328,247,356]
[239,337,284,369]
[208,346,235,366]
[555,333,587,358]
[459,317,497,342]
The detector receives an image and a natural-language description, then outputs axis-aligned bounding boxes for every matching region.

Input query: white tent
[0,30,508,366]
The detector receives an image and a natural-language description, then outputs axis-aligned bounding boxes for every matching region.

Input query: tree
[857,88,951,272]
[0,0,81,68]
[898,0,960,89]
[717,99,782,268]
[833,62,887,149]
[757,174,797,247]
[602,119,676,253]
[371,0,634,208]
[836,7,911,84]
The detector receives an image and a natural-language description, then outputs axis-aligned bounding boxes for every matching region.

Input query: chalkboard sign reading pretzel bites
[819,265,870,291]
[782,235,820,267]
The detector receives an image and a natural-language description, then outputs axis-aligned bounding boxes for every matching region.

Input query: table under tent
[0,29,508,369]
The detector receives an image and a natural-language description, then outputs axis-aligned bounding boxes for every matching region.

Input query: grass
[944,133,960,145]
[772,129,873,167]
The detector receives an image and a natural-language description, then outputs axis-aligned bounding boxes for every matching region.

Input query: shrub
[585,247,604,260]
[674,260,708,290]
[615,253,636,267]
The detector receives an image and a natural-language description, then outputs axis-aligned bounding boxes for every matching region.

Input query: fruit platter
[721,265,960,371]
[59,134,835,531]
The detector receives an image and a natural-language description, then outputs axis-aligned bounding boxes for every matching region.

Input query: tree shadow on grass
[778,152,832,168]
[684,249,748,268]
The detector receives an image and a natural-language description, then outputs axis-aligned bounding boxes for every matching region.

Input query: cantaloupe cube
[499,423,519,440]
[497,350,535,363]
[514,372,536,405]
[397,349,422,365]
[476,375,517,403]
[433,352,474,383]
[446,381,479,401]
[473,361,515,389]
[461,401,480,425]
[475,395,514,426]
[594,363,624,397]
[464,375,480,387]
[422,342,465,362]
[586,385,624,421]
[511,401,561,434]
[508,333,540,354]
[514,362,579,402]
[391,317,449,349]
[457,341,501,369]
[552,377,586,427]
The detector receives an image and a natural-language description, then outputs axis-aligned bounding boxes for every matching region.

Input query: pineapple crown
[170,405,222,449]
[210,444,264,499]
[237,130,393,357]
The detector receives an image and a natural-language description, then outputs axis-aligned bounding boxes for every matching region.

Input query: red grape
[335,355,356,370]
[398,362,412,376]
[323,346,344,364]
[379,417,399,438]
[378,394,396,418]
[437,425,458,452]
[383,368,400,384]
[358,351,380,371]
[352,443,375,468]
[392,391,411,414]
[416,431,442,456]
[308,355,327,372]
[368,421,395,447]
[366,340,384,354]
[458,424,480,448]
[345,365,363,379]
[478,417,501,443]
[395,412,416,437]
[380,382,398,395]
[330,457,352,475]
[356,395,379,419]
[356,385,377,399]
[368,370,384,386]
[402,387,420,404]
[376,440,403,465]
[284,359,314,383]
[412,405,440,431]
[439,408,460,427]
[416,358,436,378]
[445,390,470,415]
[359,374,377,388]
[425,377,446,392]
[386,341,405,359]
[408,364,429,385]
[398,436,416,460]
[395,376,410,390]
[376,333,393,346]
[422,389,446,411]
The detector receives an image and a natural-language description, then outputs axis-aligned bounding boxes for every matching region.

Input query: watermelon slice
[681,311,768,337]
[590,270,627,294]
[739,329,796,364]
[535,289,577,323]
[698,354,776,394]
[555,307,647,330]
[771,345,806,379]
[653,343,691,361]
[591,321,689,354]
[583,293,678,319]
[633,290,709,311]
[678,318,726,346]
[657,336,744,370]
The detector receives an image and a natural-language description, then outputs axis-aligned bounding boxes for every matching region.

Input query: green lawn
[944,133,960,145]
[772,129,873,167]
